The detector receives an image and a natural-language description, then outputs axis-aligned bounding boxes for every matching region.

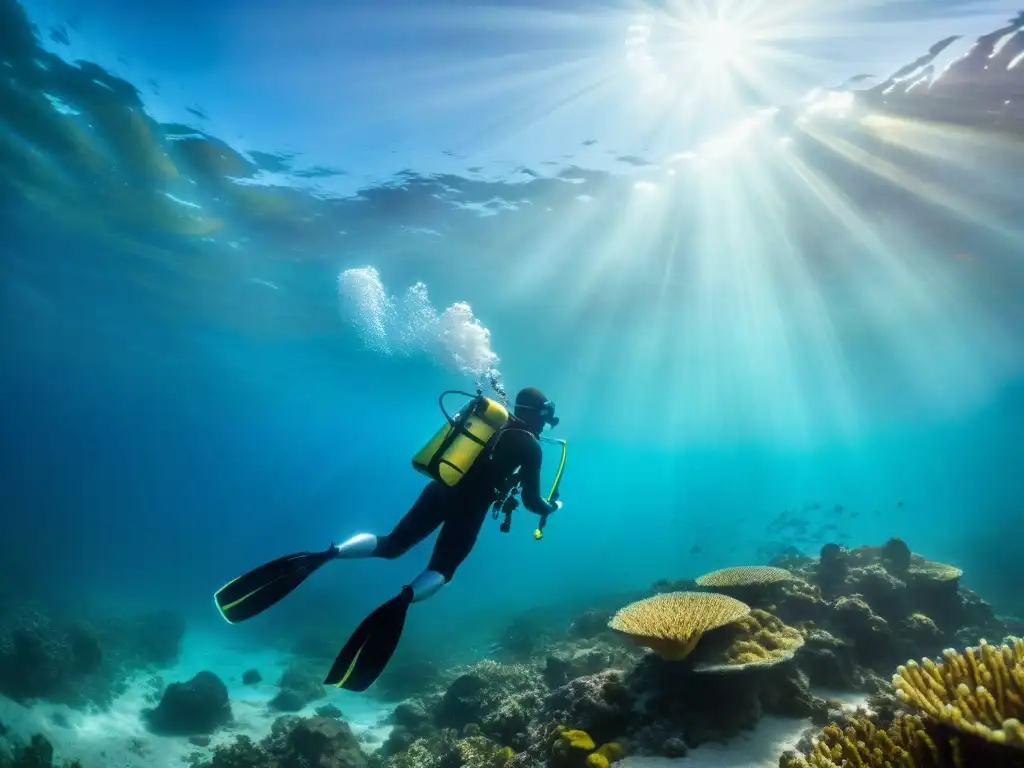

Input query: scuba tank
[412,391,510,487]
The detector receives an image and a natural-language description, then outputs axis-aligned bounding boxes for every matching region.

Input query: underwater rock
[380,701,436,758]
[661,736,688,757]
[288,717,368,768]
[392,701,430,729]
[142,670,232,736]
[900,612,943,648]
[542,670,634,747]
[797,628,861,690]
[832,597,896,665]
[198,715,368,768]
[269,661,326,712]
[542,656,574,689]
[847,564,909,620]
[757,666,815,719]
[772,579,830,625]
[505,671,633,767]
[0,603,186,708]
[815,544,849,598]
[541,644,624,690]
[880,537,912,574]
[379,726,418,759]
[0,732,81,768]
[435,661,545,747]
[0,609,103,704]
[242,668,262,685]
[315,703,344,719]
[568,609,613,641]
[625,661,762,752]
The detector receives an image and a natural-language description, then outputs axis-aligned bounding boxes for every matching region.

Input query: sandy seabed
[0,630,394,768]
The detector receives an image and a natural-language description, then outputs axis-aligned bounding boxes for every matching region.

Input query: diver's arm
[518,437,559,515]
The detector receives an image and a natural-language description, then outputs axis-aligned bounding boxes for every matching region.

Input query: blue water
[2,0,1024,764]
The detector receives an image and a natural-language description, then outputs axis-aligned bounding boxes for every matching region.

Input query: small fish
[689,545,702,554]
[897,501,905,508]
[834,504,844,513]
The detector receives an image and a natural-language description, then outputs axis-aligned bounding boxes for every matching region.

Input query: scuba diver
[213,386,565,692]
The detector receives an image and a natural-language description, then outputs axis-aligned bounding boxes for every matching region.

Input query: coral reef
[607,592,750,660]
[0,604,185,708]
[369,726,513,768]
[195,716,368,768]
[434,661,547,748]
[764,538,1005,684]
[142,670,232,736]
[364,537,1012,768]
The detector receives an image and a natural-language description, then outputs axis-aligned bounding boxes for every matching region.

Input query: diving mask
[539,400,559,428]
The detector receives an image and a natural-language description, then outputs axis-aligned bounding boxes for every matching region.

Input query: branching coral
[780,715,943,767]
[607,592,750,660]
[456,736,516,767]
[893,638,1024,748]
[693,609,805,673]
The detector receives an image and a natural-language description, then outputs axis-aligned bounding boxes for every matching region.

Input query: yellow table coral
[607,592,750,660]
[696,565,795,588]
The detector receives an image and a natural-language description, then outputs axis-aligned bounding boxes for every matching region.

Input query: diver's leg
[402,504,490,603]
[334,482,447,560]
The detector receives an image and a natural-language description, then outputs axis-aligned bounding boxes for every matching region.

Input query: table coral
[607,592,750,660]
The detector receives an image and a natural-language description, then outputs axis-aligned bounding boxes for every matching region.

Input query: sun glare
[695,19,747,66]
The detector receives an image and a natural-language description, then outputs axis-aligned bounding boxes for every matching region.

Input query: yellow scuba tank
[412,391,510,487]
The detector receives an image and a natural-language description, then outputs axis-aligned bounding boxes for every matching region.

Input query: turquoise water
[2,1,1024,766]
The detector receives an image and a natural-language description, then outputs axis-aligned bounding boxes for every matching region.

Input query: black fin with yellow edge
[324,587,413,691]
[214,547,336,624]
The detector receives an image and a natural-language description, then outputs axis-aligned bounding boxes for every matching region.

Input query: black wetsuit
[373,424,557,581]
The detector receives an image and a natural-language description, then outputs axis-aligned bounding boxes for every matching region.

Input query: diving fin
[324,587,413,691]
[214,546,336,624]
